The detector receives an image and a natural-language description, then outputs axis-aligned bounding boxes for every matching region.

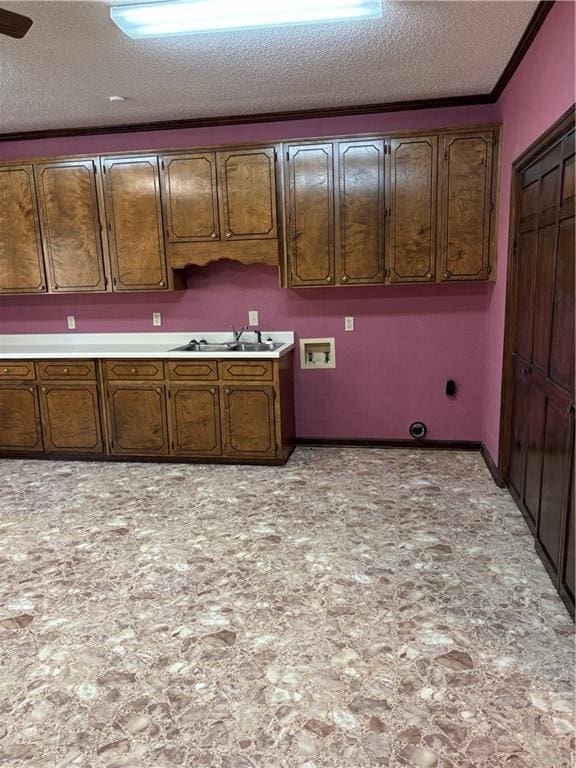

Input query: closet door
[504,123,574,613]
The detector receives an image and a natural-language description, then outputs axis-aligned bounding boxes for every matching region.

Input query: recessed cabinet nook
[0,124,500,294]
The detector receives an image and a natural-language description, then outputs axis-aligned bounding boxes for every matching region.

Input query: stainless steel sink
[170,340,282,353]
[232,342,282,352]
[170,342,237,352]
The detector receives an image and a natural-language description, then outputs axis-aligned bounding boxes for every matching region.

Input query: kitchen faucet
[231,325,262,343]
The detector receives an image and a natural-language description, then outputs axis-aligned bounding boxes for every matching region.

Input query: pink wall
[0,98,501,441]
[483,0,576,462]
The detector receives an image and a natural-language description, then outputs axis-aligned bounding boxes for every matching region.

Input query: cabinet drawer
[0,361,35,380]
[219,360,273,381]
[168,360,218,381]
[37,360,96,381]
[104,360,165,381]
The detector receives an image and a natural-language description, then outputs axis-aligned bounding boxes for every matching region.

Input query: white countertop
[0,332,295,360]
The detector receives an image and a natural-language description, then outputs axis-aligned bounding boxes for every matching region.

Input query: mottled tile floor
[0,448,574,768]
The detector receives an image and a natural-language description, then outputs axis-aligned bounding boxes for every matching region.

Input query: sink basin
[170,340,282,353]
[170,342,236,352]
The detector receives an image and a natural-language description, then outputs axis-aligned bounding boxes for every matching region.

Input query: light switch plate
[152,312,162,327]
[345,316,354,332]
[248,310,259,326]
[67,315,76,330]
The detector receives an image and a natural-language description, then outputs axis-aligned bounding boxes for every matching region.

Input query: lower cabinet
[39,383,103,453]
[221,385,277,458]
[0,384,43,452]
[107,383,170,456]
[0,354,295,464]
[168,384,221,457]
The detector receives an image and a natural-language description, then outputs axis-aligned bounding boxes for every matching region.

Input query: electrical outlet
[248,310,259,326]
[67,315,76,330]
[152,312,162,327]
[345,316,354,332]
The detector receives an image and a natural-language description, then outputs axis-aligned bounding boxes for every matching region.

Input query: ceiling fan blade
[0,7,33,38]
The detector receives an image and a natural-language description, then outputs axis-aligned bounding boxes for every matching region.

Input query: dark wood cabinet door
[162,153,219,242]
[439,132,494,281]
[286,143,334,286]
[102,156,168,291]
[221,385,276,458]
[388,136,437,282]
[218,148,277,240]
[39,383,103,453]
[168,384,221,456]
[336,140,384,284]
[35,159,108,292]
[107,383,169,455]
[0,165,46,293]
[0,385,43,452]
[504,119,574,614]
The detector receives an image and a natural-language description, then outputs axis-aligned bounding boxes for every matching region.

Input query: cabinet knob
[211,232,218,239]
[444,272,449,279]
[326,276,332,283]
[63,368,69,373]
[53,284,58,290]
[156,387,162,393]
[28,387,34,393]
[426,272,432,279]
[42,387,47,392]
[225,388,231,395]
[341,275,348,283]
[131,368,137,374]
[2,368,8,373]
[210,387,216,394]
[159,280,165,287]
[225,231,232,239]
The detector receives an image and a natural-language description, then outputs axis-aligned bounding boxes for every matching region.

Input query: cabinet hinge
[93,163,97,175]
[490,202,494,212]
[273,148,277,161]
[384,267,389,278]
[512,239,518,254]
[161,159,165,170]
[493,133,498,146]
[286,151,289,162]
[102,165,106,174]
[168,389,171,399]
[171,440,175,450]
[487,264,492,274]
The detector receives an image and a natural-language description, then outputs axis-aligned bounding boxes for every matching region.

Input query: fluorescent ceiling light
[110,0,383,38]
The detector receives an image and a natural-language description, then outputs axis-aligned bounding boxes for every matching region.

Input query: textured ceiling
[0,0,537,133]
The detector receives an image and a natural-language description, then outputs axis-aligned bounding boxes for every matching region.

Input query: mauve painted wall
[483,0,576,462]
[0,101,501,440]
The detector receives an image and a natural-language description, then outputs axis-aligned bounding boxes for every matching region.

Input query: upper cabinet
[102,155,169,291]
[35,159,108,292]
[438,131,495,281]
[163,152,219,243]
[282,127,498,288]
[337,139,385,285]
[388,136,437,283]
[286,143,334,286]
[162,146,279,269]
[0,126,499,296]
[0,165,46,294]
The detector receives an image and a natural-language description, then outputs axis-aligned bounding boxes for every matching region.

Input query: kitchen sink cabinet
[0,165,46,294]
[101,155,170,291]
[106,382,170,456]
[34,159,109,293]
[0,384,43,452]
[162,146,279,269]
[0,353,295,464]
[168,384,222,457]
[221,384,277,459]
